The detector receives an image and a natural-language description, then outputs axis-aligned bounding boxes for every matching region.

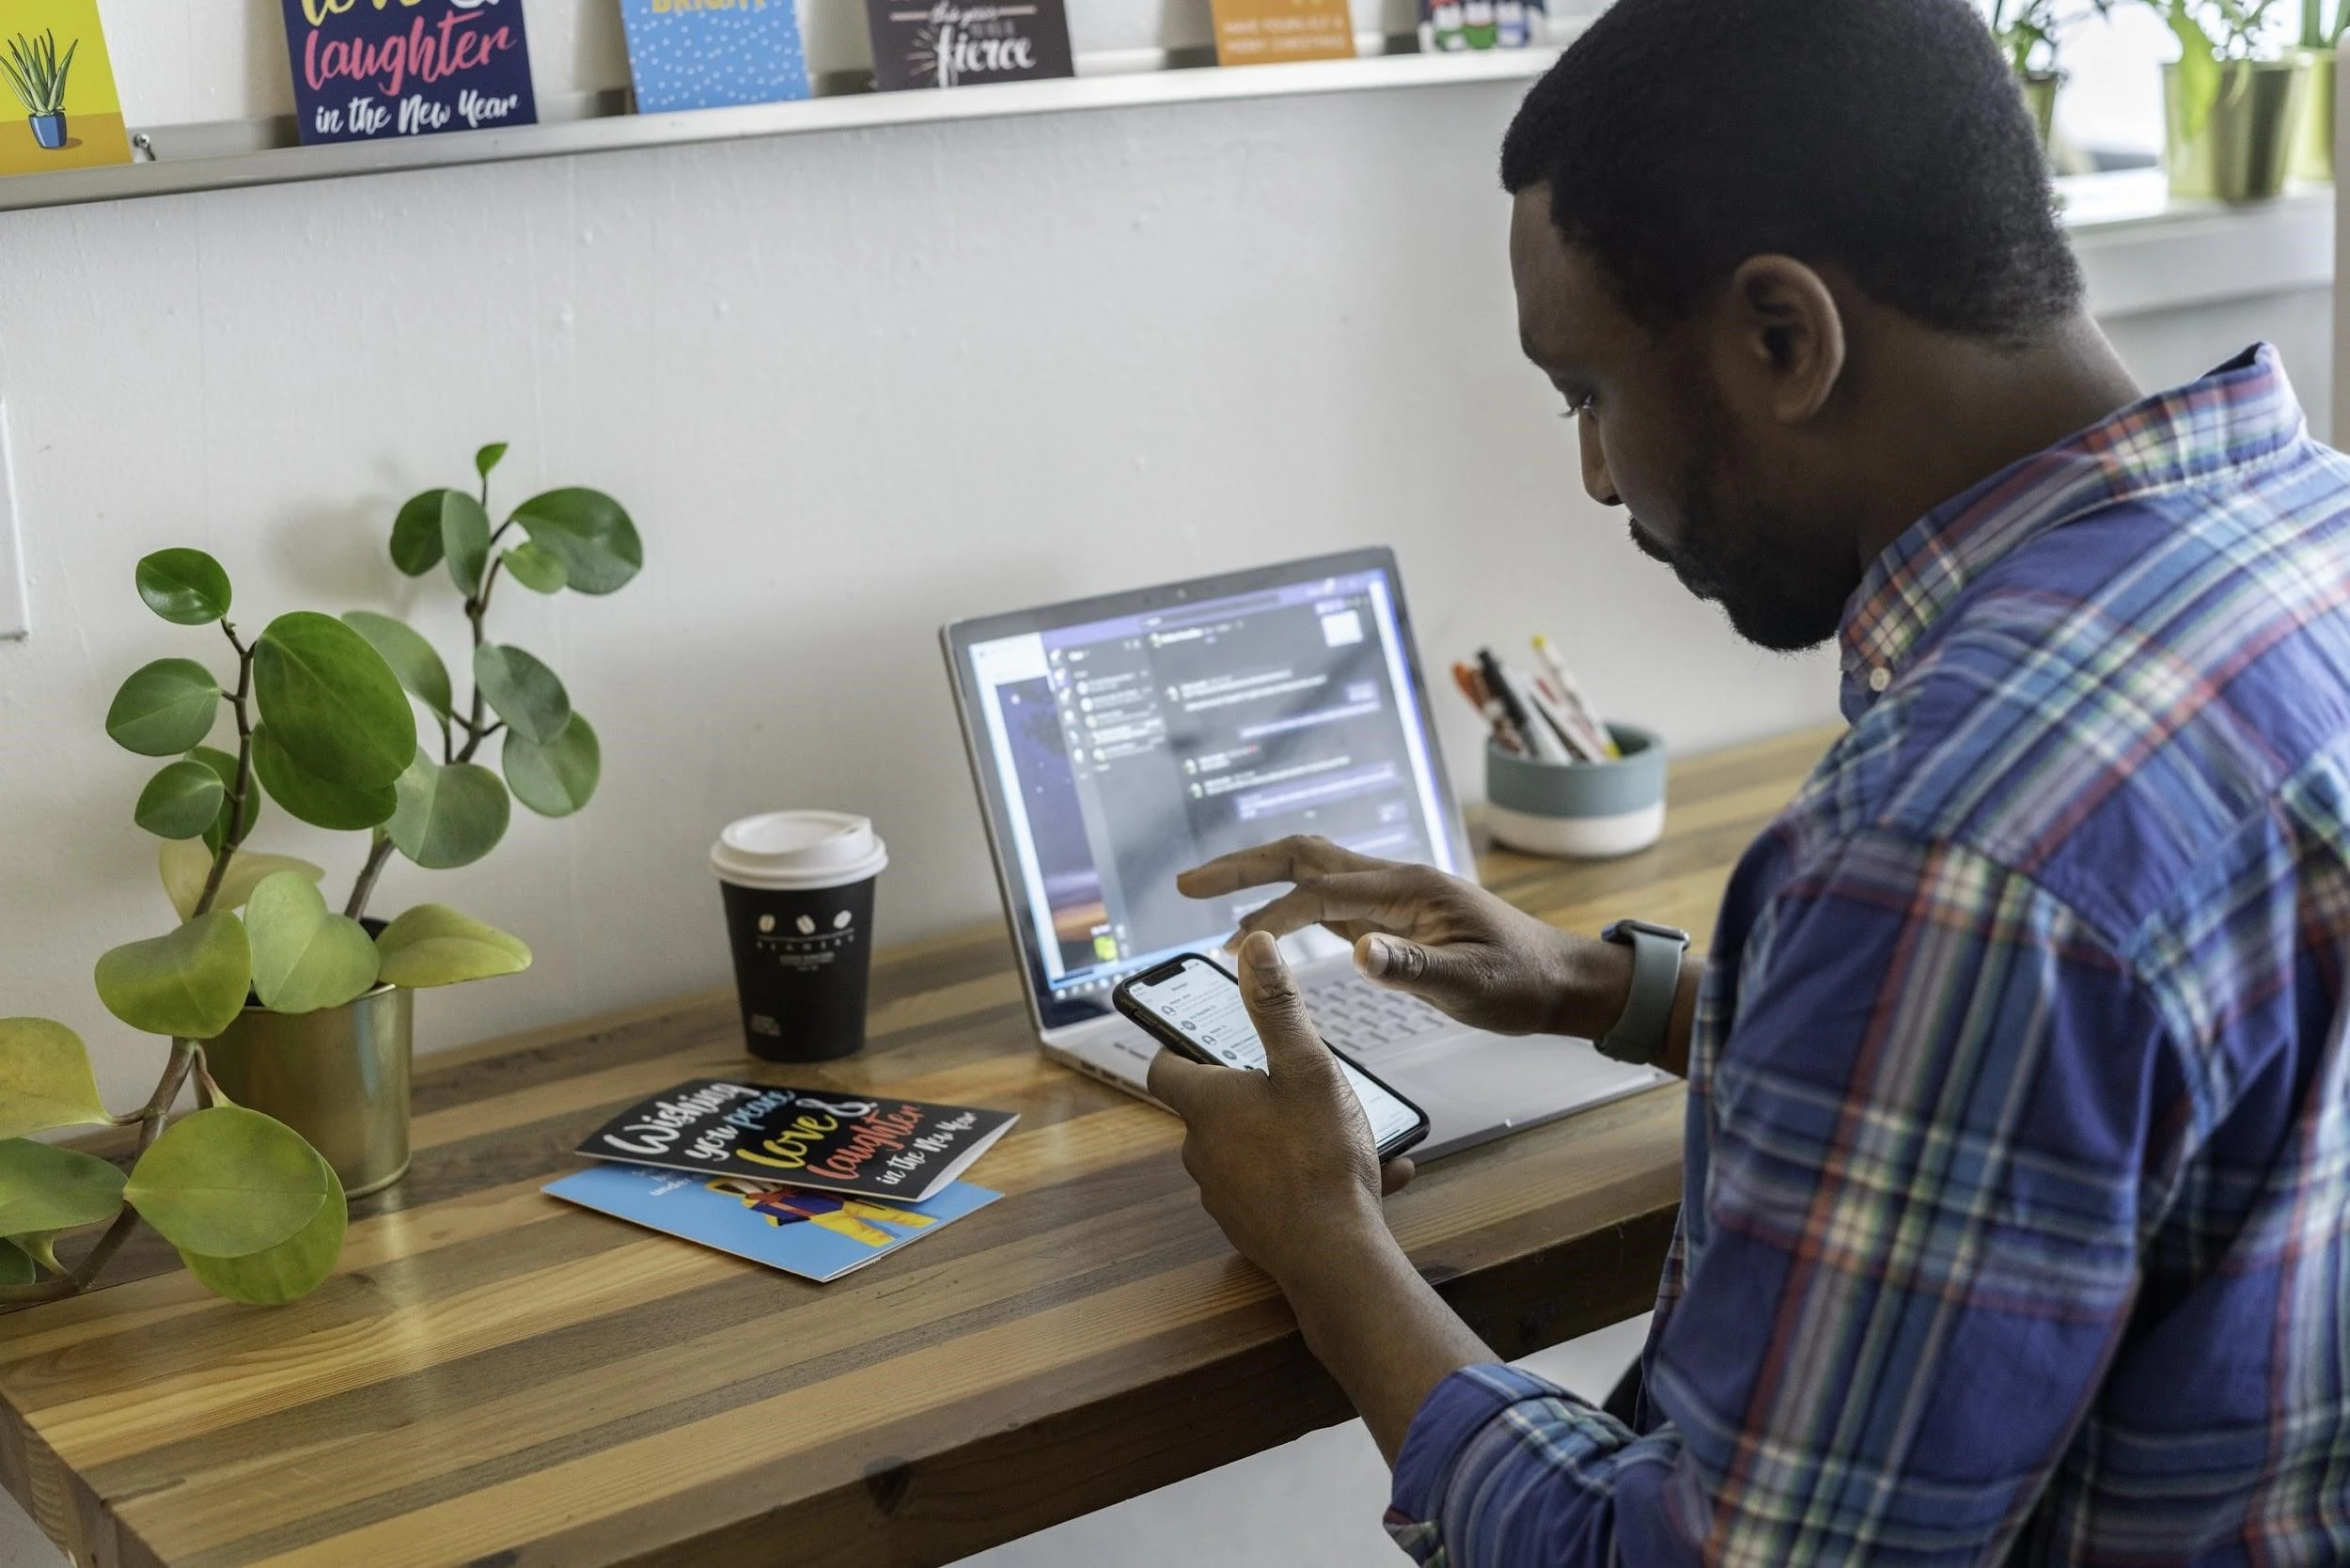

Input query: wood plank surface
[0,726,1836,1568]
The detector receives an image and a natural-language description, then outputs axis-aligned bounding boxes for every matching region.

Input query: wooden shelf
[0,43,1566,214]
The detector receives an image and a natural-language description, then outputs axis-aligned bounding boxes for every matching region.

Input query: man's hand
[1145,932,1412,1283]
[1177,836,1637,1041]
[1147,929,1497,1464]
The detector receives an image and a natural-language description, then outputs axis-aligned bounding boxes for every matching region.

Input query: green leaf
[442,490,493,598]
[390,489,453,577]
[246,871,381,1014]
[252,723,399,831]
[475,442,509,480]
[388,749,510,870]
[474,644,571,745]
[2168,0,2223,139]
[192,745,261,856]
[106,659,222,757]
[0,1140,127,1237]
[374,904,532,988]
[0,1018,110,1139]
[253,612,417,791]
[160,840,323,923]
[123,1105,326,1259]
[180,1152,345,1305]
[135,549,233,626]
[502,713,601,818]
[134,759,227,840]
[510,488,642,596]
[341,610,453,719]
[0,1238,34,1287]
[93,912,253,1040]
[500,542,567,595]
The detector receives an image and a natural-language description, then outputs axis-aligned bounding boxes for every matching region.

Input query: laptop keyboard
[1299,974,1454,1061]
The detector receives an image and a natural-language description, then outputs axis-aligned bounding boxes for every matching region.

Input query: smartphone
[1114,952,1432,1162]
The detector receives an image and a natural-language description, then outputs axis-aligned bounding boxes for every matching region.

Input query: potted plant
[196,442,642,1197]
[2294,0,2342,179]
[1,29,75,150]
[2155,0,2311,200]
[0,445,639,1309]
[1993,0,2077,149]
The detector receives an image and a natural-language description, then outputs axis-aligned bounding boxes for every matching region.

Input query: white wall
[0,76,1843,1113]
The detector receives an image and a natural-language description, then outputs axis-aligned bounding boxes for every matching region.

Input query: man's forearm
[1277,1220,1495,1464]
[1541,926,1704,1079]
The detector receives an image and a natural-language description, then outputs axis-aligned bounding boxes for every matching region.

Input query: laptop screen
[946,549,1467,1030]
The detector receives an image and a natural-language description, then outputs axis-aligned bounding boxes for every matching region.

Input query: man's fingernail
[1359,936,1392,978]
[1241,931,1282,969]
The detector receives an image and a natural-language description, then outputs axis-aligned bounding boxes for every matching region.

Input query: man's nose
[1579,416,1622,508]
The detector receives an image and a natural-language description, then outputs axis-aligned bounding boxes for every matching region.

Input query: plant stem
[345,830,395,922]
[191,625,258,921]
[0,1040,197,1305]
[455,541,509,765]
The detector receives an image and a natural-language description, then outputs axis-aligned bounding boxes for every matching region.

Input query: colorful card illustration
[864,0,1073,92]
[279,0,538,147]
[0,0,130,176]
[575,1078,1019,1202]
[545,1163,1001,1283]
[618,0,808,115]
[1207,0,1356,65]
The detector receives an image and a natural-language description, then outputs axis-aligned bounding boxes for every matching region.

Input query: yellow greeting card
[1208,0,1356,66]
[0,0,129,175]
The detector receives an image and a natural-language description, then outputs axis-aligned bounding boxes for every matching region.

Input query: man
[1146,0,2350,1561]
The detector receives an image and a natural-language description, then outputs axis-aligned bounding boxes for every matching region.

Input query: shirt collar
[1836,343,2306,720]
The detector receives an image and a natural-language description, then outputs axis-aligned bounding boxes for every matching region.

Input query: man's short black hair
[1500,0,2083,345]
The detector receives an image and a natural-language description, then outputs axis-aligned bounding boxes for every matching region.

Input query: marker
[1532,635,1620,759]
[1479,650,1568,762]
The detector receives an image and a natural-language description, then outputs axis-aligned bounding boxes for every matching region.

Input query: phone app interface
[1128,958,1420,1151]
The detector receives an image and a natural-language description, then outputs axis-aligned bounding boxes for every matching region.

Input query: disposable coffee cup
[710,810,888,1062]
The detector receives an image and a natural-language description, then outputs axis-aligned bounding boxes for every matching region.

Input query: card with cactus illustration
[0,0,128,174]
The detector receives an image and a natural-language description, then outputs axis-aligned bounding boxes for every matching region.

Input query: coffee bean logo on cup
[711,811,888,1063]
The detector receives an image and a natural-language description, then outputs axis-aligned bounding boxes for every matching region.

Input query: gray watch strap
[1595,919,1688,1065]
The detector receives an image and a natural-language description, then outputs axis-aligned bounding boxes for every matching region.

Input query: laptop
[940,547,1667,1160]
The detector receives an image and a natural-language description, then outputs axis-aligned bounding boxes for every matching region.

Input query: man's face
[1507,187,1858,653]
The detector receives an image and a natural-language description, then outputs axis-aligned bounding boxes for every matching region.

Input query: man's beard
[1626,382,1856,654]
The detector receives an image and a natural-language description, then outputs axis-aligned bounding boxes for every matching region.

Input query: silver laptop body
[941,548,1664,1161]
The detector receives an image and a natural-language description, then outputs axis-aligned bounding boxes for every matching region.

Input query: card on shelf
[547,1162,1001,1283]
[0,0,130,175]
[1207,0,1357,66]
[619,0,809,115]
[864,0,1074,92]
[278,0,538,147]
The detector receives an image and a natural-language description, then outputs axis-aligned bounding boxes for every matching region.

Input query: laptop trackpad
[1386,1035,1661,1161]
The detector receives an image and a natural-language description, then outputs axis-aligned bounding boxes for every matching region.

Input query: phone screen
[1126,956,1423,1153]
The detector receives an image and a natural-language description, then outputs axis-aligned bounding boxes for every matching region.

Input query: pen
[1455,660,1527,753]
[1531,635,1620,759]
[1480,650,1569,762]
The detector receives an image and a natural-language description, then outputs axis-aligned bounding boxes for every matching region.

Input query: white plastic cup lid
[710,811,888,891]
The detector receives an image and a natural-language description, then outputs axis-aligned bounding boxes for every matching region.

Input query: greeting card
[864,0,1073,92]
[279,0,538,147]
[619,0,808,115]
[1207,0,1355,65]
[0,0,129,176]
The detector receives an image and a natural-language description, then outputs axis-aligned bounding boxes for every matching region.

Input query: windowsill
[2058,168,2335,317]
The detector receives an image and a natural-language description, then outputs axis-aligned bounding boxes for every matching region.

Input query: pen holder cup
[1485,724,1667,860]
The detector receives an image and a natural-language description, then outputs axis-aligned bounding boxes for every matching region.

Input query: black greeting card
[864,0,1073,91]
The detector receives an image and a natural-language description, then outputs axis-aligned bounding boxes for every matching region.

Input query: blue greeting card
[279,0,538,146]
[544,1162,999,1282]
[618,0,808,115]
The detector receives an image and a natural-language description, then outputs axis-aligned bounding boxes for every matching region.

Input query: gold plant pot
[204,984,414,1199]
[2292,48,2334,182]
[2165,56,2311,203]
[2019,69,2062,152]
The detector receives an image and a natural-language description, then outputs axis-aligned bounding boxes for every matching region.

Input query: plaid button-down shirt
[1386,345,2350,1566]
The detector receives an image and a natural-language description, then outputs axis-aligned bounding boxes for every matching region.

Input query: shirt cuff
[1389,1363,1575,1525]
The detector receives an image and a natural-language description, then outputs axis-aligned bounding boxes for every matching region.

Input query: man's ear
[1721,255,1846,426]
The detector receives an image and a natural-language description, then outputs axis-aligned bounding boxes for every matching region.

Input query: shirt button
[1868,667,1892,693]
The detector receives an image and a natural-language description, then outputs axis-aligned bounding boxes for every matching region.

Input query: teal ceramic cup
[1485,724,1667,859]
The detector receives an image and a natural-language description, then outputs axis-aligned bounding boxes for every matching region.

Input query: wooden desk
[0,727,1832,1568]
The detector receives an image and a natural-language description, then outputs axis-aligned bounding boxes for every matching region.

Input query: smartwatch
[1595,919,1690,1066]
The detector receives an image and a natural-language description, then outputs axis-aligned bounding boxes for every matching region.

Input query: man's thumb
[1236,932,1323,1074]
[1356,933,1476,1003]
